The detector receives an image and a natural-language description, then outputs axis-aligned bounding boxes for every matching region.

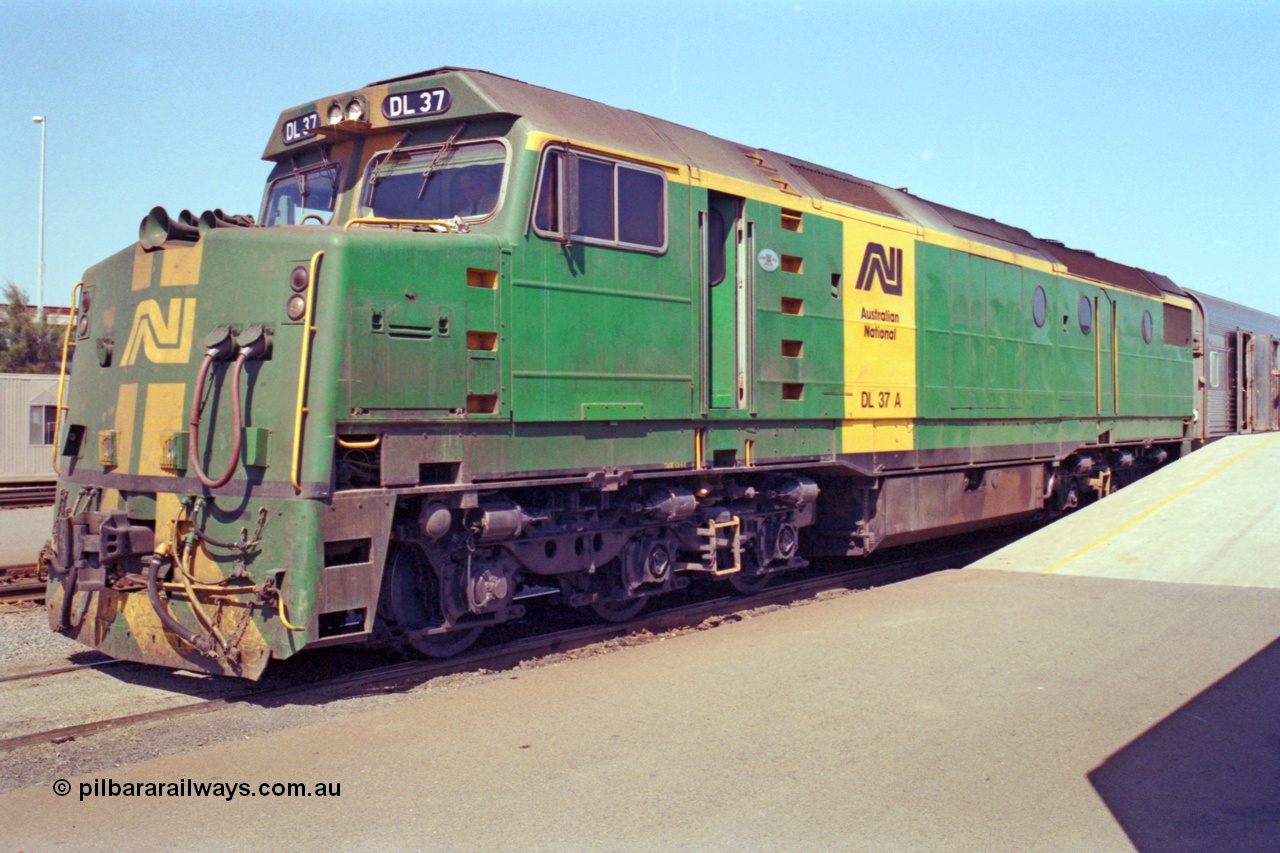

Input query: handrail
[343,217,457,233]
[51,282,82,475]
[336,434,381,449]
[291,251,323,493]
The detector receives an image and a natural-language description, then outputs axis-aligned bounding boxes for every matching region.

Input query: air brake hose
[145,548,213,655]
[174,544,232,653]
[189,347,248,489]
[56,560,78,632]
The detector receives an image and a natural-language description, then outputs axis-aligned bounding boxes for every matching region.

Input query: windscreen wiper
[416,121,469,201]
[368,130,414,191]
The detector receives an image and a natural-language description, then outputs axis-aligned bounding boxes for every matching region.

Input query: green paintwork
[49,67,1200,675]
[915,242,1192,450]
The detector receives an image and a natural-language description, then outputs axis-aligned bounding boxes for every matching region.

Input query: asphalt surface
[2,566,1278,851]
[3,436,1279,850]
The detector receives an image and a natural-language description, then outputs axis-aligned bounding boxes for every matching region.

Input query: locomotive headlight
[286,294,307,321]
[345,98,365,122]
[327,103,344,125]
[77,289,92,338]
[289,264,309,292]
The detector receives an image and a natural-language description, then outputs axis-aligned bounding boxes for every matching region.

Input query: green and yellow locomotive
[47,68,1201,677]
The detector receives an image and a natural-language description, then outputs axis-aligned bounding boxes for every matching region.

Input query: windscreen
[363,140,506,220]
[261,163,341,226]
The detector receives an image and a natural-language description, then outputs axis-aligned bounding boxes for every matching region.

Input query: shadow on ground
[1091,636,1280,852]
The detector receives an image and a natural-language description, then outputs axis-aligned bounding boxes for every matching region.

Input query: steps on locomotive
[972,432,1280,587]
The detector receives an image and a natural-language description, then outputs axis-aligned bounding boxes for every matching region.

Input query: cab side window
[533,147,667,252]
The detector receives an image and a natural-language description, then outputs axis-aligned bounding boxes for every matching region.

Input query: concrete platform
[0,504,53,568]
[3,566,1280,851]
[972,433,1280,586]
[5,437,1280,850]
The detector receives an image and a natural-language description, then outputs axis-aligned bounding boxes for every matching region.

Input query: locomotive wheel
[404,625,483,658]
[589,596,647,623]
[380,544,483,659]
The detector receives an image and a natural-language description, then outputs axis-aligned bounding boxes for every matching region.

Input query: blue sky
[1,0,1276,315]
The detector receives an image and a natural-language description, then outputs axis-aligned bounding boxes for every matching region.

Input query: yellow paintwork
[51,282,82,475]
[130,246,155,291]
[159,241,204,287]
[121,297,197,366]
[137,383,186,477]
[156,492,183,541]
[840,218,917,452]
[112,383,138,476]
[55,584,272,679]
[524,131,689,177]
[843,419,916,454]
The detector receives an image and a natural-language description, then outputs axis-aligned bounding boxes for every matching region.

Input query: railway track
[0,565,43,604]
[0,485,55,510]
[0,531,1016,755]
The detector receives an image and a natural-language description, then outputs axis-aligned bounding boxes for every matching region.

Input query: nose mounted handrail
[291,250,323,493]
[51,281,83,475]
[343,217,460,233]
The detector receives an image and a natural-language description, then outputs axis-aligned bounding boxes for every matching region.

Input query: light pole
[32,115,46,319]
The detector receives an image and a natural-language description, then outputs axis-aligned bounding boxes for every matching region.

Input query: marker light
[289,265,309,292]
[286,294,307,321]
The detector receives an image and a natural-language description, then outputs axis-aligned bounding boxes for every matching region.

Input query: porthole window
[1142,310,1153,344]
[1078,296,1093,336]
[1032,286,1047,328]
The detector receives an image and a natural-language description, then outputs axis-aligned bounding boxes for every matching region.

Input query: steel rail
[0,658,121,684]
[1,565,44,604]
[0,582,46,604]
[0,485,56,509]
[0,537,1010,756]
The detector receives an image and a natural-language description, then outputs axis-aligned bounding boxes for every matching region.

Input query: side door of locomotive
[703,191,749,410]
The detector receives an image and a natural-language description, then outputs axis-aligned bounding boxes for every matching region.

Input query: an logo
[121,298,197,366]
[855,243,904,295]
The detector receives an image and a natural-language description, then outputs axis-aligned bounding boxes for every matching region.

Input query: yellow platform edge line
[1040,434,1280,575]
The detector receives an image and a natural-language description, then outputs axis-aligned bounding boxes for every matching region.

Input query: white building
[0,372,59,484]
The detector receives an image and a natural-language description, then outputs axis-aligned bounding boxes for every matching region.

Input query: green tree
[0,281,62,374]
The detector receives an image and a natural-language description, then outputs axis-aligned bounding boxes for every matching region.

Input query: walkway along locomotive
[44,68,1280,678]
